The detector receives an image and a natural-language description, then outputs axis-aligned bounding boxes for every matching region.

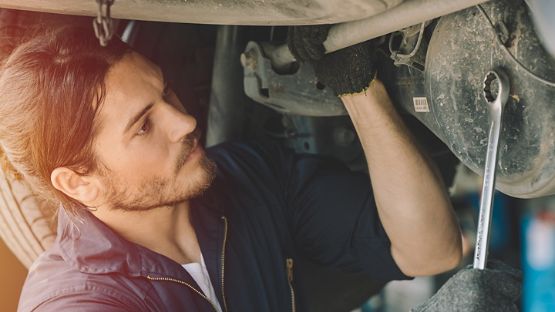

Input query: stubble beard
[100,149,217,213]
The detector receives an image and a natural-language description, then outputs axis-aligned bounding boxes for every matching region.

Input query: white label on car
[413,97,430,112]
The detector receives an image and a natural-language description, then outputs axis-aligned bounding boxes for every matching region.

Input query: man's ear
[50,167,101,206]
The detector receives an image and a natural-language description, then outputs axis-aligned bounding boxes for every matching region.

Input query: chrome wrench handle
[473,70,510,269]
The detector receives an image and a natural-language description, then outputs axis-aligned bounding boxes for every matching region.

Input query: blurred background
[0,239,27,311]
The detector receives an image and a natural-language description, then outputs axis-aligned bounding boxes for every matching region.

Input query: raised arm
[341,81,461,276]
[288,26,462,276]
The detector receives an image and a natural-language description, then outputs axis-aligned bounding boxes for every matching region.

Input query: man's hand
[412,261,522,312]
[287,25,377,97]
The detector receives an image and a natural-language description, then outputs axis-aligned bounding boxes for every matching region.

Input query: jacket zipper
[146,275,219,312]
[286,258,296,312]
[145,217,229,312]
[221,216,229,312]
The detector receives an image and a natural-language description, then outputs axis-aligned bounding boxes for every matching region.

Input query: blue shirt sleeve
[208,141,411,281]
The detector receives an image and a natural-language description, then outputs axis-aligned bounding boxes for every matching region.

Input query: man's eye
[137,118,151,136]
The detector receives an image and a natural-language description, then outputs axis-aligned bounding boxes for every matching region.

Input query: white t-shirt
[182,254,223,312]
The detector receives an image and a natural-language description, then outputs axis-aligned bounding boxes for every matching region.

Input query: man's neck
[91,201,201,264]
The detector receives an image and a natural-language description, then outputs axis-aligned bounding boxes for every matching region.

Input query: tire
[0,167,56,268]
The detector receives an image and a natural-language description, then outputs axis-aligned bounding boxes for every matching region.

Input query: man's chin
[104,156,216,212]
[192,155,217,194]
[172,154,216,200]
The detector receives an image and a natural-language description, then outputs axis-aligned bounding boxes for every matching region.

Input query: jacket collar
[56,181,225,283]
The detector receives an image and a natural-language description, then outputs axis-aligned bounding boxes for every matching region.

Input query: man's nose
[165,105,197,143]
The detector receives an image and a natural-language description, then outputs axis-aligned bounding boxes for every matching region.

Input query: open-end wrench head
[483,70,510,109]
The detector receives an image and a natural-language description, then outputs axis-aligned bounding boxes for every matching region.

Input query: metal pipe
[270,0,491,69]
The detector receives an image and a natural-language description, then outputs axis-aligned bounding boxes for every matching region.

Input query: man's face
[91,52,215,211]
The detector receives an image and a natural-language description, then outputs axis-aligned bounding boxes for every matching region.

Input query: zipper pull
[286,258,296,312]
[286,258,294,283]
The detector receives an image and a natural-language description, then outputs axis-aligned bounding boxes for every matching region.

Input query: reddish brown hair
[0,27,131,214]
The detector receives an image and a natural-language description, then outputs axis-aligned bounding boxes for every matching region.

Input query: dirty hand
[287,25,377,97]
[411,260,522,312]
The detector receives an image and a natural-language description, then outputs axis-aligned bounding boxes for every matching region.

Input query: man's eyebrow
[124,103,154,134]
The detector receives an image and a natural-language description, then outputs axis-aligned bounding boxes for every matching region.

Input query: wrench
[473,70,510,270]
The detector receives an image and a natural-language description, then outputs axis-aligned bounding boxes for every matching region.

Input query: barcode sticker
[413,97,430,112]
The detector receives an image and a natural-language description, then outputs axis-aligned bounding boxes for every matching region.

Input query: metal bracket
[241,41,346,117]
[389,22,427,71]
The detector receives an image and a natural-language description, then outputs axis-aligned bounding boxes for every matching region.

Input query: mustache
[175,127,202,173]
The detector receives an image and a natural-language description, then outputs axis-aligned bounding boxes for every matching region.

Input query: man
[0,25,490,311]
